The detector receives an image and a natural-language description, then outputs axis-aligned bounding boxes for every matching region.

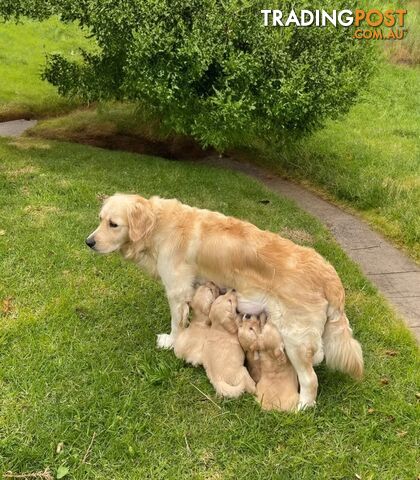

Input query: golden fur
[86,193,364,408]
[173,282,219,366]
[201,291,255,398]
[237,314,263,383]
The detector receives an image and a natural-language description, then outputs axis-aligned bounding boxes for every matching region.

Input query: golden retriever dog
[86,193,363,408]
[201,290,255,398]
[174,282,219,366]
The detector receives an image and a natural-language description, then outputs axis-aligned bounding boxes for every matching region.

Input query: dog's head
[190,282,220,317]
[209,290,238,334]
[85,194,155,254]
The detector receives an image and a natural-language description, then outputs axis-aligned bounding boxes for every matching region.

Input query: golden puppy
[174,282,219,366]
[201,291,255,398]
[256,321,299,412]
[237,314,264,383]
[238,314,299,411]
[86,193,363,408]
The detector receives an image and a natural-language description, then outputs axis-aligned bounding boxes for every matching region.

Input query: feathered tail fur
[323,309,364,379]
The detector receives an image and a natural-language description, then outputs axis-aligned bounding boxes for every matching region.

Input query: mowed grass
[250,61,420,262]
[0,138,418,480]
[0,17,91,120]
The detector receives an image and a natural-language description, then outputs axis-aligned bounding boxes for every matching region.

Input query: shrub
[1,0,374,150]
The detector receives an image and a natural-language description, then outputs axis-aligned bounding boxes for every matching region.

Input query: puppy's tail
[323,308,363,380]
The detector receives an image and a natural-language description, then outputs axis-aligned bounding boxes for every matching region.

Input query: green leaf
[57,466,69,479]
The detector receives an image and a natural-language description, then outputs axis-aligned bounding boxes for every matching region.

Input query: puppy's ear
[273,347,285,360]
[222,315,238,334]
[201,291,214,316]
[127,196,156,243]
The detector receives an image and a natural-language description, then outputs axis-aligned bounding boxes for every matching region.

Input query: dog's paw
[157,333,174,349]
[297,397,316,411]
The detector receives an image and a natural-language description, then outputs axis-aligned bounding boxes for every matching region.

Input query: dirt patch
[28,128,215,160]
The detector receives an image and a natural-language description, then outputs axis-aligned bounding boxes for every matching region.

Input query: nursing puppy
[174,282,219,366]
[237,314,264,383]
[201,290,255,398]
[256,322,299,412]
[86,193,363,408]
[238,313,298,411]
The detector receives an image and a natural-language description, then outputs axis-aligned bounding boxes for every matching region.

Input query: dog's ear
[127,196,156,243]
[98,193,109,203]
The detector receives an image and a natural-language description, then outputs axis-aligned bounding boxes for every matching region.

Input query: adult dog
[86,193,363,408]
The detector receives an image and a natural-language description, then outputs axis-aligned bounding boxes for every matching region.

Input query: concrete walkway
[0,119,37,137]
[200,156,420,342]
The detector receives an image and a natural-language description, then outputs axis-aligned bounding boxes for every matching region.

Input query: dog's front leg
[157,265,195,349]
[157,295,191,349]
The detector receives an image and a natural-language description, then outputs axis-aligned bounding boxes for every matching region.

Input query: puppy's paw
[157,333,174,349]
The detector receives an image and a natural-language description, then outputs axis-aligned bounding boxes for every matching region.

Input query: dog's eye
[109,221,118,228]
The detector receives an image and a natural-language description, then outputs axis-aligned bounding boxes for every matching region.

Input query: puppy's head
[238,314,261,351]
[85,194,155,254]
[259,322,286,363]
[190,282,219,317]
[209,290,238,334]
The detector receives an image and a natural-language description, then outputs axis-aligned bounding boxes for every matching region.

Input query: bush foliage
[1,0,373,149]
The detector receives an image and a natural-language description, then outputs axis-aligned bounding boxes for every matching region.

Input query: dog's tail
[323,308,363,380]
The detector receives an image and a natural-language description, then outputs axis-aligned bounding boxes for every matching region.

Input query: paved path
[0,119,37,137]
[199,156,420,342]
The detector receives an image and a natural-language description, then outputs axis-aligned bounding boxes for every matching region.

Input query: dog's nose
[85,237,96,249]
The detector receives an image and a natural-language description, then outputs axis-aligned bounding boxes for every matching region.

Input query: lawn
[0,17,91,121]
[0,137,418,480]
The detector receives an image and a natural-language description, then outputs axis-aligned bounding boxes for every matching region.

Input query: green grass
[0,17,91,120]
[0,138,418,479]
[247,61,420,263]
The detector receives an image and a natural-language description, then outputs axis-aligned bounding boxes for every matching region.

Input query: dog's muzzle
[85,237,96,249]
